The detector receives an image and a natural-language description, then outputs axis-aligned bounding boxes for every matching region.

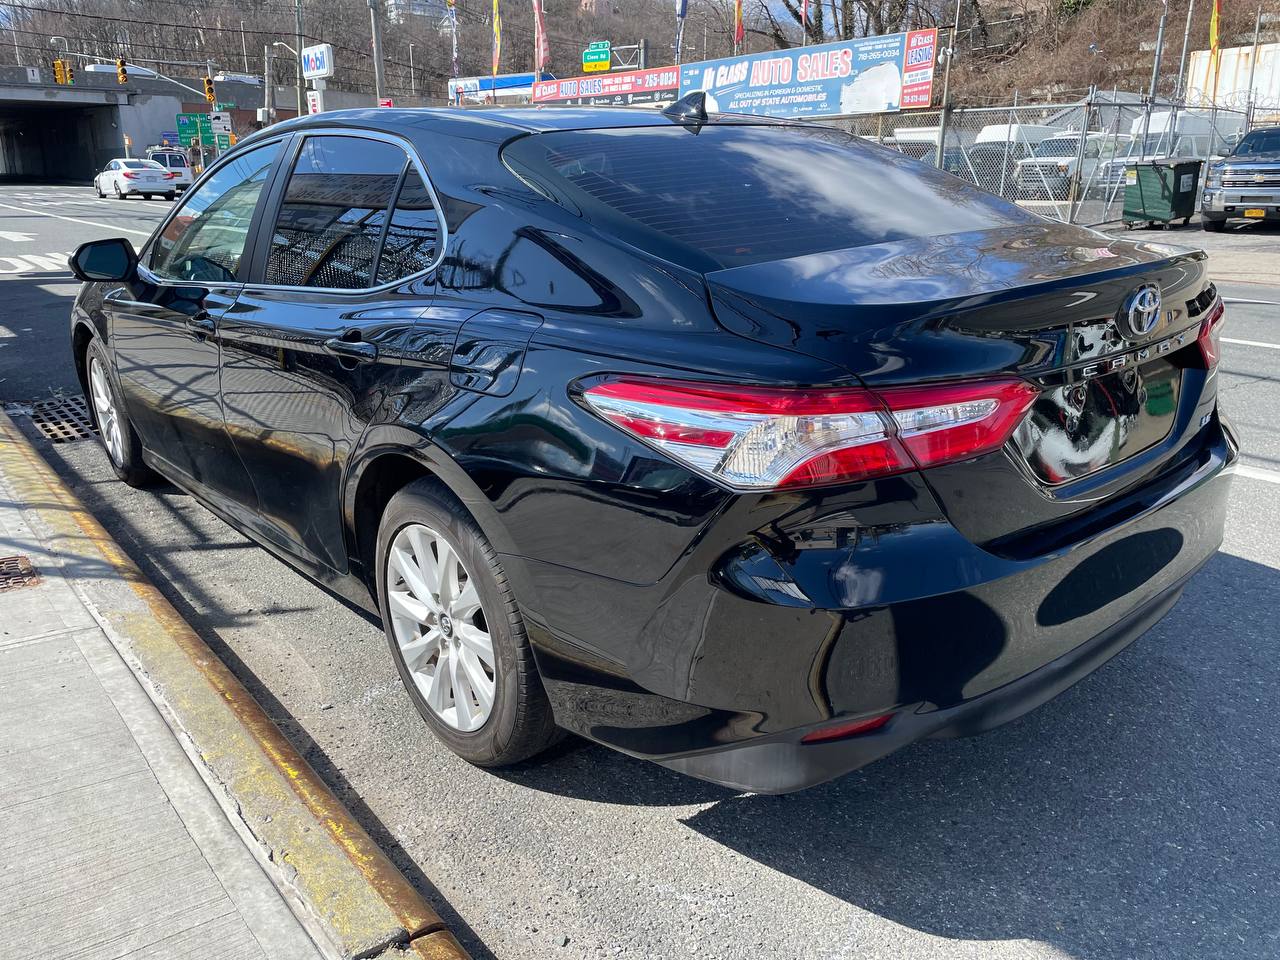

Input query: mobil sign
[301,43,335,80]
[678,28,937,118]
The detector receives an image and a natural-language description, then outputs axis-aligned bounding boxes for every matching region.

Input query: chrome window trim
[139,134,294,288]
[241,127,450,297]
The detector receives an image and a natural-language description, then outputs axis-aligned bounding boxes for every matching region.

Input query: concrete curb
[0,408,470,960]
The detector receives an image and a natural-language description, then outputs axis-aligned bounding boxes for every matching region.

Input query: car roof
[254,105,787,145]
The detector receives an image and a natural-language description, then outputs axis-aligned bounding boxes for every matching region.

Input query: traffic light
[116,58,128,84]
[53,59,65,85]
[64,62,74,84]
[203,76,215,103]
[228,132,237,146]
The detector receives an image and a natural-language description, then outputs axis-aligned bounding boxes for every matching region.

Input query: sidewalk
[0,436,328,958]
[0,411,468,960]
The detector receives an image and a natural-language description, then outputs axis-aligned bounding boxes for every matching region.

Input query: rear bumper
[659,556,1204,793]
[523,409,1236,794]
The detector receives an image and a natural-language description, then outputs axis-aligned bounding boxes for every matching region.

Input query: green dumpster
[1122,158,1203,229]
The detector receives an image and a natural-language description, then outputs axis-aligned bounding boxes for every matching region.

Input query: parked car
[67,105,1235,794]
[145,148,194,192]
[1015,132,1129,201]
[94,158,179,200]
[1201,126,1280,231]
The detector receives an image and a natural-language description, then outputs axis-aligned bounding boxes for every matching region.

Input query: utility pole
[409,42,416,96]
[1175,0,1195,99]
[240,20,249,72]
[1148,0,1168,101]
[935,0,962,168]
[638,37,647,69]
[1245,2,1263,123]
[263,43,274,121]
[207,58,217,160]
[369,0,386,101]
[294,0,304,115]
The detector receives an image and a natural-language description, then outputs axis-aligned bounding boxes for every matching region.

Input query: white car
[94,158,179,201]
[145,149,194,192]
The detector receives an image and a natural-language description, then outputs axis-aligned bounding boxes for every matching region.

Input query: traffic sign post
[583,40,611,73]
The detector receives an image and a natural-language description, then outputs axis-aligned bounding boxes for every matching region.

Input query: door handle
[323,338,378,363]
[185,312,216,337]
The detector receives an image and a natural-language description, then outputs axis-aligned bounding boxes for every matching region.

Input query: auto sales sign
[678,29,937,119]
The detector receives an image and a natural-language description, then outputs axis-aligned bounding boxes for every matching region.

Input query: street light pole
[369,0,386,101]
[409,42,416,96]
[240,20,249,73]
[1148,0,1168,101]
[1175,0,1195,99]
[294,0,305,115]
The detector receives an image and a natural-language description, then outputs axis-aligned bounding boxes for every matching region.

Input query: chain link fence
[823,93,1260,227]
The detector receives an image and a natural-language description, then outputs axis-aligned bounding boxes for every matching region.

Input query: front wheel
[1202,216,1226,232]
[84,338,156,487]
[112,182,125,200]
[376,480,559,767]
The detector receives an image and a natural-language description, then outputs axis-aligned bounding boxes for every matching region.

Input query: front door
[109,139,286,510]
[220,133,444,572]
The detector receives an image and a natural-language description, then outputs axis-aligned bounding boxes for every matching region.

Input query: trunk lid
[705,222,1217,550]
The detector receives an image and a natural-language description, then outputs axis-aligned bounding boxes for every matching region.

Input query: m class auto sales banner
[678,28,937,118]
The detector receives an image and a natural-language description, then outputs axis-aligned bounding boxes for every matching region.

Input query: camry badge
[1121,284,1162,338]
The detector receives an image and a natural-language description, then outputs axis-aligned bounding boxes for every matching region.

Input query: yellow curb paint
[0,410,469,960]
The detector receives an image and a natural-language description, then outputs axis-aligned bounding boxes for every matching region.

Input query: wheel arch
[343,425,520,598]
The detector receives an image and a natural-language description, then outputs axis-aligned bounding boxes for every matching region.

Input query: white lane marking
[0,200,153,237]
[0,252,73,274]
[1222,337,1280,350]
[0,230,35,242]
[0,325,14,338]
[1236,464,1280,485]
[1223,297,1280,306]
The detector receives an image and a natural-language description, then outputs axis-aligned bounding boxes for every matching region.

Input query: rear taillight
[800,712,894,744]
[121,172,138,179]
[580,376,1038,491]
[1196,299,1225,369]
[164,172,178,179]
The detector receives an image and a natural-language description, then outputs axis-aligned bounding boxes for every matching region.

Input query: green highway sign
[215,133,231,150]
[176,113,215,145]
[583,41,611,71]
[216,101,235,110]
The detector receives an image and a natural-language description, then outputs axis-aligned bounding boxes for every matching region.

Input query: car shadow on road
[511,550,1280,958]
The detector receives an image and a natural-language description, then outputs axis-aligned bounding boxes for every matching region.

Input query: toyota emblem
[1121,284,1162,337]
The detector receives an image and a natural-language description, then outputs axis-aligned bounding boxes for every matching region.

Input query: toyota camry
[67,99,1236,793]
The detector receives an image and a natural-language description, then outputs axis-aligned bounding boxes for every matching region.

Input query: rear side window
[502,124,1031,269]
[264,135,406,289]
[376,167,441,283]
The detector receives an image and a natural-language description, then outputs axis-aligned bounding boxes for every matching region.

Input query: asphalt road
[3,184,1279,960]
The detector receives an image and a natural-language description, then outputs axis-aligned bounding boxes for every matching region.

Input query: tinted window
[149,141,282,283]
[376,167,441,283]
[1234,129,1280,156]
[503,124,1030,269]
[263,136,406,289]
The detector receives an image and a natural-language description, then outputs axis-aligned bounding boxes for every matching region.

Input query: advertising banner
[533,66,680,106]
[678,28,937,118]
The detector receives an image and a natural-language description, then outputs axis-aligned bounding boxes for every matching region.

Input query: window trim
[242,128,449,296]
[137,133,295,291]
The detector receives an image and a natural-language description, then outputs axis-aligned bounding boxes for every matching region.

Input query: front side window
[149,140,283,284]
[263,136,406,289]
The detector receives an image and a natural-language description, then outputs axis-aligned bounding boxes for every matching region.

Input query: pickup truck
[1201,126,1280,231]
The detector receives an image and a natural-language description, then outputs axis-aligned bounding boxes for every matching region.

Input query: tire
[376,479,559,767]
[143,193,152,200]
[113,182,125,200]
[1202,216,1226,232]
[165,191,176,201]
[83,337,157,487]
[95,181,105,198]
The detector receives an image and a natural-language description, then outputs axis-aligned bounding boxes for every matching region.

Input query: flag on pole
[446,0,459,79]
[532,0,549,73]
[674,0,687,64]
[1209,0,1223,102]
[492,0,502,91]
[733,0,744,48]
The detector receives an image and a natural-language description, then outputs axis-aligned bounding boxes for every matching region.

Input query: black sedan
[67,100,1236,793]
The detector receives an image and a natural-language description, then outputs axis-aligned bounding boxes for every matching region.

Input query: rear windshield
[122,159,163,169]
[502,124,1031,270]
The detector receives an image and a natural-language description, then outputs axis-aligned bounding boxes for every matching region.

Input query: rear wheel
[165,191,176,201]
[376,480,559,767]
[143,193,152,200]
[84,338,156,487]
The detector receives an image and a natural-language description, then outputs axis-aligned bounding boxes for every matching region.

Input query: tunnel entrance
[0,102,121,184]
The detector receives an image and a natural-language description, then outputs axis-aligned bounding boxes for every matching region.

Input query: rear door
[220,132,445,573]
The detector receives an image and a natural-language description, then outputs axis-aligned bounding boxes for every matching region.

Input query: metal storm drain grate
[0,555,40,591]
[28,395,97,444]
